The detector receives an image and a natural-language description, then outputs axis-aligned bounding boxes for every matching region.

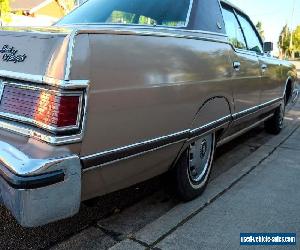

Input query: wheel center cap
[200,140,207,159]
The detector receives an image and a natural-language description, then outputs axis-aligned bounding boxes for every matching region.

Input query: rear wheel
[174,133,215,201]
[265,99,285,135]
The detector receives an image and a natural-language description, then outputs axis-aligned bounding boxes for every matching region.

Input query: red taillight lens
[0,84,82,132]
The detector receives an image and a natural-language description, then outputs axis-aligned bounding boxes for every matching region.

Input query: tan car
[0,0,297,227]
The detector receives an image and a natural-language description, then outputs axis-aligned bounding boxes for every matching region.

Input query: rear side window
[236,13,263,54]
[58,0,191,27]
[222,7,246,50]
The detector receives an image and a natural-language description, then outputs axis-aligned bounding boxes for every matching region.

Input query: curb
[109,106,300,249]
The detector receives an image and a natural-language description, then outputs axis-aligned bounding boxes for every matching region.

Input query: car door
[222,5,261,115]
[235,12,283,106]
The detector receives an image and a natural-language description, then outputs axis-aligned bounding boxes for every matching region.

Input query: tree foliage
[278,24,300,58]
[255,21,265,41]
[278,25,291,57]
[0,0,11,23]
[293,25,300,51]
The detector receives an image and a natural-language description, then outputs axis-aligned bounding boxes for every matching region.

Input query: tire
[173,133,215,201]
[265,100,285,135]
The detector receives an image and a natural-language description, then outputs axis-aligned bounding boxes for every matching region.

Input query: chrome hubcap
[188,134,213,182]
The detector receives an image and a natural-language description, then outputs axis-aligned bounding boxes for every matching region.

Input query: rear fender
[170,96,232,169]
[190,96,233,135]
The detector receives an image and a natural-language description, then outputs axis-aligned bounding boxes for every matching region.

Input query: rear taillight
[0,84,83,133]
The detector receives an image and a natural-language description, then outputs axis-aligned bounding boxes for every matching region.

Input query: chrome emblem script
[0,45,27,63]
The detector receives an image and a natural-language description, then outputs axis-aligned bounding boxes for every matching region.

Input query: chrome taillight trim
[0,118,85,145]
[0,81,84,134]
[0,78,89,145]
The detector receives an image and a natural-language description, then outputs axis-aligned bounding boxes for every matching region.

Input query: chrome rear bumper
[0,141,81,227]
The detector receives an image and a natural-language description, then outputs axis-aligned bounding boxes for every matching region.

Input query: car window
[57,0,191,27]
[236,13,263,54]
[108,10,186,27]
[108,11,157,25]
[222,7,247,50]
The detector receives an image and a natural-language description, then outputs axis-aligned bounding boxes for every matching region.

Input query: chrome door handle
[261,64,268,71]
[233,61,241,71]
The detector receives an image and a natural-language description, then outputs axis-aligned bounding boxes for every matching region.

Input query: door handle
[233,61,241,71]
[261,64,268,71]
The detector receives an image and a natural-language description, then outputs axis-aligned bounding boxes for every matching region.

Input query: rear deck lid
[0,26,72,80]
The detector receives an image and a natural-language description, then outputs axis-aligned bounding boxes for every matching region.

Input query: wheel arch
[189,96,233,132]
[170,96,233,170]
[284,76,294,105]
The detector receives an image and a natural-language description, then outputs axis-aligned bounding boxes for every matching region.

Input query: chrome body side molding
[232,98,282,121]
[81,130,190,170]
[82,98,282,170]
[217,114,273,147]
[189,115,232,138]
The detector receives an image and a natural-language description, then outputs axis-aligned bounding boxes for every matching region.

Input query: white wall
[7,14,57,27]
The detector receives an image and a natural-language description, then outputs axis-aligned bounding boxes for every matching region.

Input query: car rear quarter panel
[78,32,235,199]
[81,33,234,155]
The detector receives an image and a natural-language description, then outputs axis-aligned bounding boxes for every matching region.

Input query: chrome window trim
[234,48,257,56]
[221,0,264,55]
[60,24,228,37]
[179,29,227,37]
[220,0,248,21]
[70,27,228,38]
[185,0,194,27]
[81,30,229,44]
[221,7,249,53]
[0,81,84,133]
[217,0,226,30]
[65,32,77,81]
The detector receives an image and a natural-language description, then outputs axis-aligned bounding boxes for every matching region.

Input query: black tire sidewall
[175,134,215,201]
[265,100,285,135]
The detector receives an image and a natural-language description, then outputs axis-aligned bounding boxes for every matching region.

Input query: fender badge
[0,44,27,63]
